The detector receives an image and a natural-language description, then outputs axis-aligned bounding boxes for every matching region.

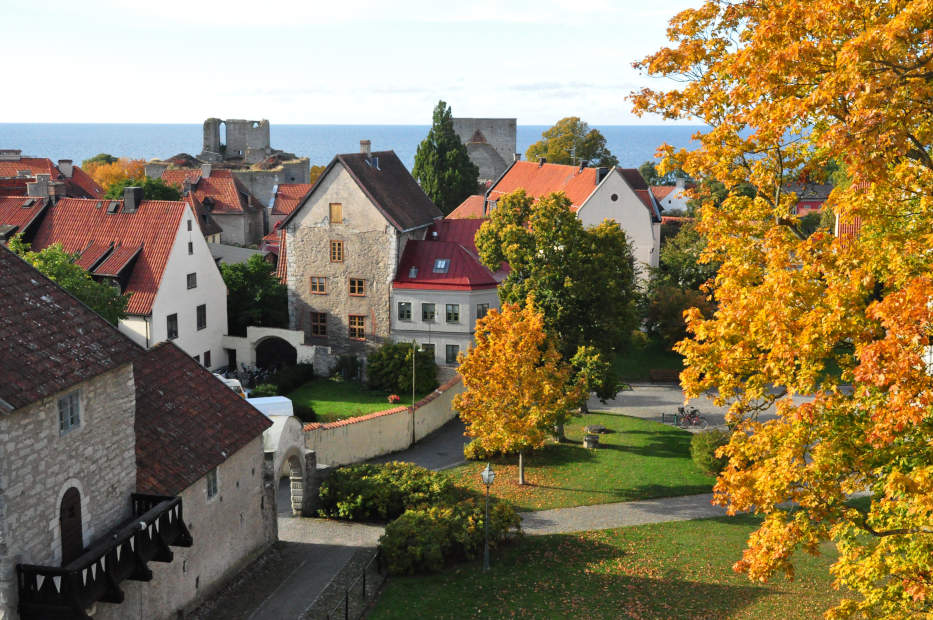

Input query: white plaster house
[650,178,692,213]
[0,246,274,620]
[483,161,662,276]
[28,188,229,370]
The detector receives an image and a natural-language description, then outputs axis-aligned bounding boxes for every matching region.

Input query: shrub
[367,342,438,394]
[332,355,362,382]
[271,362,315,394]
[249,383,278,397]
[293,404,316,423]
[380,499,522,575]
[690,429,731,474]
[317,462,455,522]
[464,439,506,461]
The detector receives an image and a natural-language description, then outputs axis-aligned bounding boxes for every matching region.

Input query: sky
[3,0,698,125]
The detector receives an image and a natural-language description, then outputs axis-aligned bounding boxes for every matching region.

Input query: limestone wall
[303,376,463,466]
[232,161,310,207]
[0,365,137,617]
[452,118,517,182]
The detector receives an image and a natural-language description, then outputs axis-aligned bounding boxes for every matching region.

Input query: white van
[213,374,247,398]
[246,396,295,417]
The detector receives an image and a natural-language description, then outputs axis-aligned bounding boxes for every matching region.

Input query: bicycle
[675,405,709,429]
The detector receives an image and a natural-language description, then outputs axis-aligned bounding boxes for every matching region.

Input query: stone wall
[212,209,264,246]
[94,436,274,620]
[303,376,463,466]
[452,118,517,183]
[0,365,137,618]
[232,161,311,209]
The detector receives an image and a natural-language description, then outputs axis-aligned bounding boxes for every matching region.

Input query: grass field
[369,513,844,620]
[445,413,715,511]
[288,379,431,424]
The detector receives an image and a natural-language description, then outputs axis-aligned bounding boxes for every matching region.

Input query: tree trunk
[553,422,566,442]
[518,452,525,485]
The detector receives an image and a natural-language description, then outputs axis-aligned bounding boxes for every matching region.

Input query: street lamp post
[481,463,496,572]
[411,340,417,446]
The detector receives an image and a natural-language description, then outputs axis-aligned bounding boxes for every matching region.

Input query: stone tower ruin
[452,118,518,185]
[200,118,272,165]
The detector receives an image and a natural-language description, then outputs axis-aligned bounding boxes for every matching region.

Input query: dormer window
[433,258,450,274]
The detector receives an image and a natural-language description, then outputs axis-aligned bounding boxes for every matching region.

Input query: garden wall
[303,376,464,466]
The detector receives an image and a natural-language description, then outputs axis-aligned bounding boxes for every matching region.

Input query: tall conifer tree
[412,101,479,215]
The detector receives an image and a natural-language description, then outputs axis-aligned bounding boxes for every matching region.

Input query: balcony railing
[16,493,193,620]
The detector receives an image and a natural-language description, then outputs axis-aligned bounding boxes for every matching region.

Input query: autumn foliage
[84,157,146,191]
[633,1,933,617]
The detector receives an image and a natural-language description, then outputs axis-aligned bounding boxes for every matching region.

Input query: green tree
[367,341,438,395]
[475,189,638,397]
[412,100,480,215]
[639,160,691,186]
[81,153,117,168]
[9,235,130,325]
[525,117,618,167]
[220,254,288,336]
[104,176,181,201]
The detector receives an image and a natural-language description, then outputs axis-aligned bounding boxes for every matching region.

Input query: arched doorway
[255,337,297,370]
[60,487,83,565]
[277,454,304,517]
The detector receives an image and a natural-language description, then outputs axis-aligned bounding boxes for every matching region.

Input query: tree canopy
[9,235,130,325]
[85,157,145,190]
[633,1,933,616]
[104,176,181,201]
[412,100,480,215]
[220,254,288,336]
[81,153,117,168]
[525,117,618,167]
[454,300,582,484]
[638,160,691,186]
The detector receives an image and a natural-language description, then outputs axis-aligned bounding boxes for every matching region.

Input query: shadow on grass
[610,483,715,501]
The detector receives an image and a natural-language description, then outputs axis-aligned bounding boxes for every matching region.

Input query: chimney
[360,140,371,157]
[538,157,546,167]
[200,163,212,178]
[675,178,685,190]
[0,149,22,161]
[123,186,143,213]
[514,153,521,162]
[26,174,50,197]
[578,161,586,173]
[596,167,609,184]
[58,159,74,178]
[183,179,193,196]
[16,170,30,178]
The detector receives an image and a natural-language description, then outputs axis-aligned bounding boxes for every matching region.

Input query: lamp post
[481,463,496,572]
[411,340,417,446]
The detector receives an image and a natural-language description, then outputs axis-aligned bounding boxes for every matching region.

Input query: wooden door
[59,487,83,565]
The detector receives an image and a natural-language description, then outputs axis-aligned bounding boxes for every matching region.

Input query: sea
[0,123,703,171]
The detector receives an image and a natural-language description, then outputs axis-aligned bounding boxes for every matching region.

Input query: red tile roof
[0,246,140,412]
[0,196,48,236]
[69,165,105,198]
[487,161,599,209]
[0,157,58,179]
[31,198,188,316]
[393,240,498,290]
[183,194,224,238]
[134,342,271,496]
[0,158,102,198]
[429,218,509,279]
[163,168,257,214]
[447,194,486,219]
[271,183,313,216]
[651,185,675,201]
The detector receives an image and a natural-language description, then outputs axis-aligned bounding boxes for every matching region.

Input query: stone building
[0,246,273,620]
[451,118,518,186]
[199,118,272,165]
[278,141,442,359]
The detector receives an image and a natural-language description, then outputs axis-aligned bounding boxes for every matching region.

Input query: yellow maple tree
[84,157,146,191]
[454,299,583,485]
[632,1,933,617]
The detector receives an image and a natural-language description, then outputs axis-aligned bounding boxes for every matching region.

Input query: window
[330,240,344,262]
[197,304,207,330]
[310,311,327,337]
[329,202,343,224]
[422,303,435,321]
[446,344,460,364]
[58,391,80,435]
[187,220,192,231]
[310,276,327,294]
[204,350,211,367]
[188,241,193,255]
[167,313,178,339]
[421,343,435,359]
[433,258,450,273]
[206,468,218,499]
[348,315,366,340]
[446,304,460,323]
[477,303,489,319]
[398,302,412,321]
[349,278,366,296]
[187,272,197,289]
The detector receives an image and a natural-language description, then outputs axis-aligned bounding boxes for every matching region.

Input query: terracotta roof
[283,151,442,232]
[69,166,105,198]
[651,186,675,200]
[0,246,140,412]
[271,183,313,216]
[447,195,486,219]
[487,161,599,209]
[393,240,498,290]
[134,342,271,496]
[163,168,258,214]
[31,198,188,315]
[0,196,48,237]
[184,194,224,238]
[0,158,102,198]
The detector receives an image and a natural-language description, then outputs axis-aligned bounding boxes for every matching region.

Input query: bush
[690,429,731,474]
[271,362,314,394]
[249,383,278,397]
[464,439,507,461]
[367,342,438,394]
[293,404,316,423]
[317,462,455,522]
[380,500,522,575]
[332,355,362,382]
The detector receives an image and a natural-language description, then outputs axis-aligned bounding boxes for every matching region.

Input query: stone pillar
[262,452,278,543]
[302,451,333,517]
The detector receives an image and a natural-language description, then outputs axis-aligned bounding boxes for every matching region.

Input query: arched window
[59,487,83,565]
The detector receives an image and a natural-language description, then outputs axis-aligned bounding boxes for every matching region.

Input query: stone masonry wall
[0,364,137,618]
[452,118,517,168]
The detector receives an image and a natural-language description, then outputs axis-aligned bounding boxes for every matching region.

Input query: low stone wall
[303,376,464,466]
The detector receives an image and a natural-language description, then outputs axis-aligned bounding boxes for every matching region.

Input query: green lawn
[288,379,432,424]
[444,413,715,511]
[613,339,684,382]
[370,514,844,620]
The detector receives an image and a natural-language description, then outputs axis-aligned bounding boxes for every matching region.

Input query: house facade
[280,142,442,358]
